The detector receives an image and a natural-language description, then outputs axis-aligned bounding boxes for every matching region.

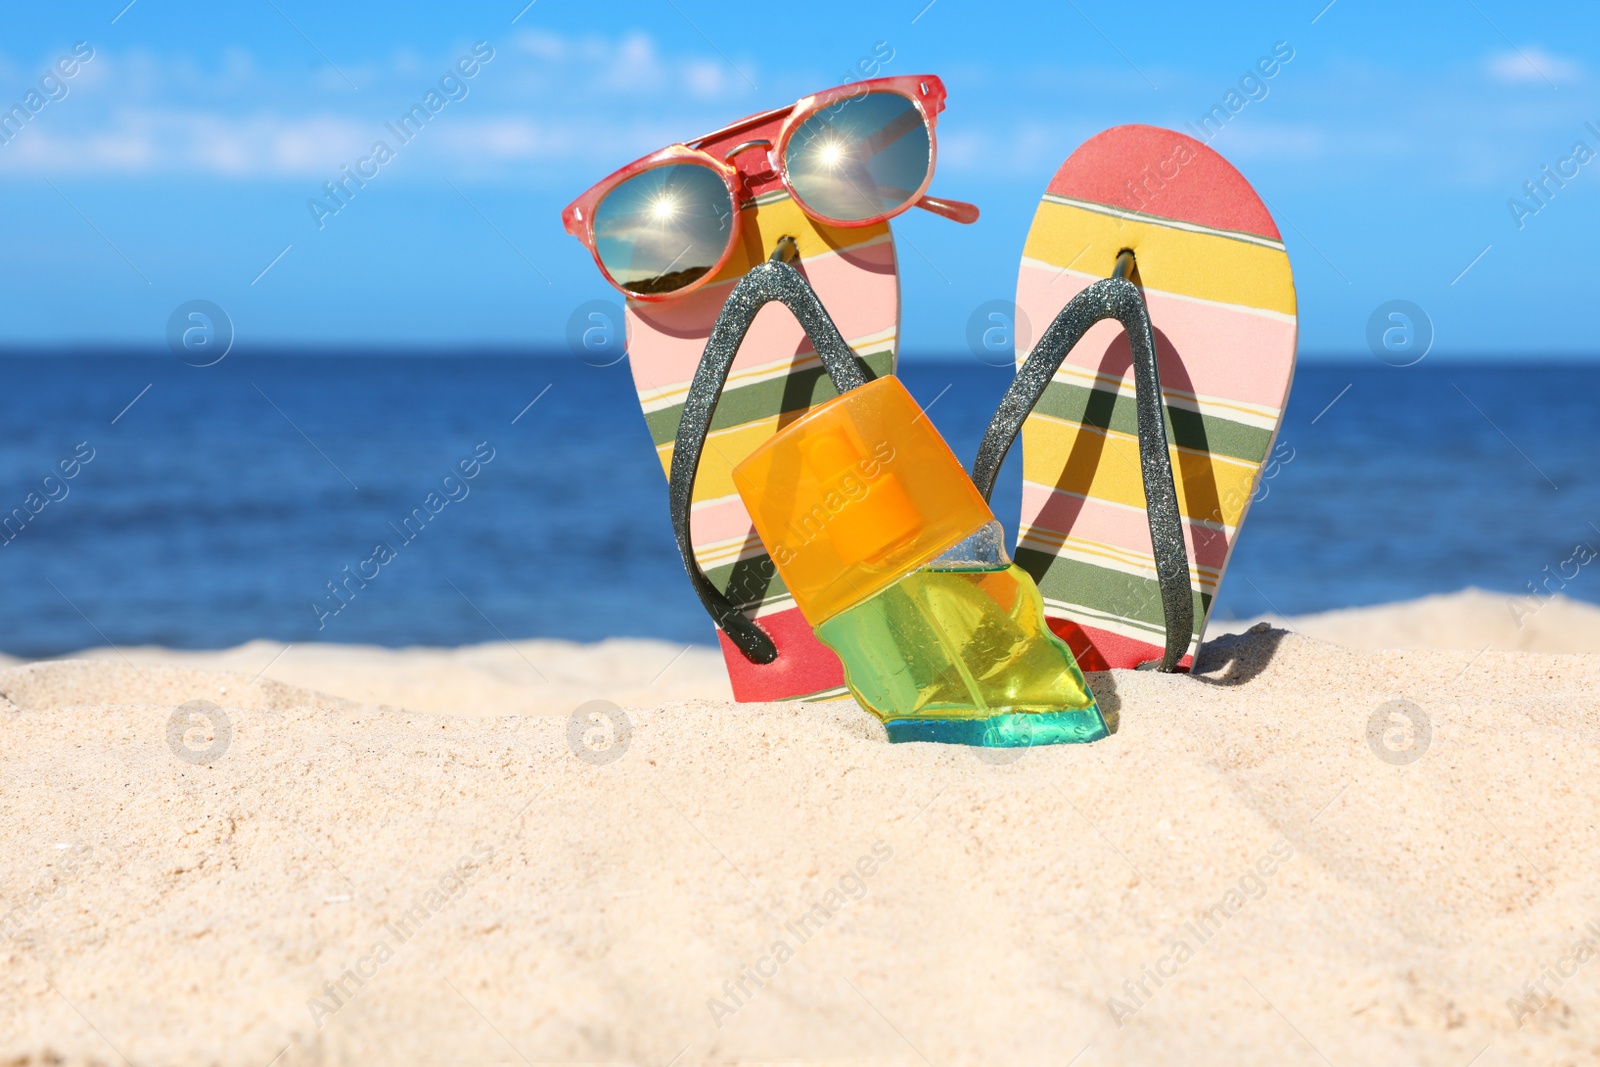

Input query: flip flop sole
[1014,124,1297,671]
[629,189,898,701]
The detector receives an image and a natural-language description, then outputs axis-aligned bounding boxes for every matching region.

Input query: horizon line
[2,345,1599,364]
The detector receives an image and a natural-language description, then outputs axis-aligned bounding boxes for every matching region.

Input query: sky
[1,0,1597,358]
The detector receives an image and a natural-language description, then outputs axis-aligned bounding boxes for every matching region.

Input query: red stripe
[1048,124,1281,242]
[1046,616,1193,673]
[717,606,846,701]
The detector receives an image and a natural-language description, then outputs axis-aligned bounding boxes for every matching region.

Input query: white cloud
[0,109,373,176]
[0,107,698,178]
[602,33,667,94]
[508,28,754,102]
[0,29,762,179]
[684,61,732,100]
[1487,47,1583,85]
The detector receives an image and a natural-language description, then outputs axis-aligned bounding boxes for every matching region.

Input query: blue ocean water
[0,353,1594,658]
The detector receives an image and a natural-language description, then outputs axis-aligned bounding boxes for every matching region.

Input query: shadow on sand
[1190,623,1292,688]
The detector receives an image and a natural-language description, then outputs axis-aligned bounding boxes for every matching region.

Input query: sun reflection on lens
[593,162,733,295]
[785,92,930,223]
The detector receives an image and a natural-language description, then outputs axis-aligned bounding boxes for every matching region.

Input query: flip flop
[628,168,899,702]
[973,124,1297,671]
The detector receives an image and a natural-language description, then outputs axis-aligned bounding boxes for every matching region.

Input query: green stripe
[1018,546,1211,638]
[645,350,894,447]
[1033,380,1271,463]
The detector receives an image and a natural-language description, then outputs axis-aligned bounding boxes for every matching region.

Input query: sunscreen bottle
[733,376,1105,746]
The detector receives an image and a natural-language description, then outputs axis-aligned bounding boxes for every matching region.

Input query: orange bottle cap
[732,376,995,624]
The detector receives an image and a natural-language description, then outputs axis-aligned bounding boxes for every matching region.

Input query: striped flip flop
[974,125,1297,671]
[629,193,897,702]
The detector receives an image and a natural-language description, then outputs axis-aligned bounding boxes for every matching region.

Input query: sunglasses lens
[785,91,931,223]
[593,163,735,295]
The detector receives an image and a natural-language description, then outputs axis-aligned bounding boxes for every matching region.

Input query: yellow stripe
[1020,416,1259,527]
[1024,200,1295,317]
[1045,194,1285,249]
[707,195,889,286]
[692,537,763,570]
[657,414,792,502]
[807,687,854,702]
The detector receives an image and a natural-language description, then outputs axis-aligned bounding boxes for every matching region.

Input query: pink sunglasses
[561,74,978,301]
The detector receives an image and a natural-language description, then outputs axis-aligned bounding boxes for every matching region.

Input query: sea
[1,353,1595,658]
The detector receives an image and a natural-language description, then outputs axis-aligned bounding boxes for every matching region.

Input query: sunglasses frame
[561,74,951,301]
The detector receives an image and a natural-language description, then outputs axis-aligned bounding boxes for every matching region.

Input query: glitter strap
[971,268,1193,672]
[669,241,869,664]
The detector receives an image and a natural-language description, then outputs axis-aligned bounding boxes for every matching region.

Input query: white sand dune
[14,587,1593,719]
[1224,586,1600,656]
[7,635,736,718]
[2,590,1598,1065]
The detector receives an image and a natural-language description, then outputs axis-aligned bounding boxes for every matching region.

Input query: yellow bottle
[733,376,1105,746]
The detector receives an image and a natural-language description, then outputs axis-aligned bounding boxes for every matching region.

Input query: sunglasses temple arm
[914,195,980,225]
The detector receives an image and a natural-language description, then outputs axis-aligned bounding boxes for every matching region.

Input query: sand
[2,589,1599,1065]
[16,587,1592,719]
[1,635,735,719]
[1228,586,1600,656]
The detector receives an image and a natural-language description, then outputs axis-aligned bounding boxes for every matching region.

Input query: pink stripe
[691,495,758,547]
[1021,484,1233,574]
[627,241,897,393]
[1016,265,1295,410]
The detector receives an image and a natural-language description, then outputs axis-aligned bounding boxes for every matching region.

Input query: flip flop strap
[669,255,869,664]
[970,277,1194,672]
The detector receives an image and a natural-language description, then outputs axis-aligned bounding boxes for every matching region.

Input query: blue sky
[2,0,1597,358]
